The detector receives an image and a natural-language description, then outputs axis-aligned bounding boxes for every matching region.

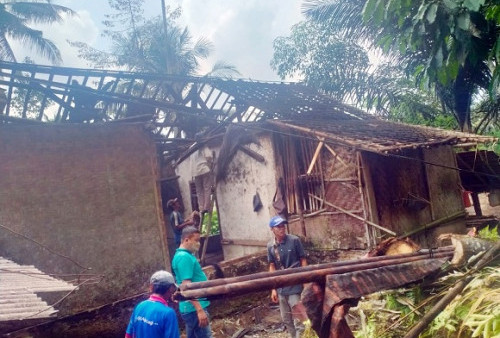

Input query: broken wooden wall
[422,146,466,243]
[0,123,168,315]
[276,134,367,249]
[362,146,465,246]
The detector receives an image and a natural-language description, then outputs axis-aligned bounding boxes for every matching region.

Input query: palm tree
[0,0,74,64]
[303,0,499,132]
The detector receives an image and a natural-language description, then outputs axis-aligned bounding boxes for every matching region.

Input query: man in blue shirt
[168,198,194,247]
[267,215,308,338]
[172,226,212,338]
[125,270,180,338]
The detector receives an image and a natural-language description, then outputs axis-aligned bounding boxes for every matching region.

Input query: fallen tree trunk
[176,251,453,300]
[182,247,455,291]
[438,234,498,266]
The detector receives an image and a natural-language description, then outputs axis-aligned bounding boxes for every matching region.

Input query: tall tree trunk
[161,0,168,73]
[454,68,474,132]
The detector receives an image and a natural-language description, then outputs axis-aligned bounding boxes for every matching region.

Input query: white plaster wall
[217,134,277,259]
[175,133,278,260]
[176,156,196,215]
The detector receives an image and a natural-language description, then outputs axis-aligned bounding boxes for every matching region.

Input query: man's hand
[197,308,209,327]
[270,289,278,303]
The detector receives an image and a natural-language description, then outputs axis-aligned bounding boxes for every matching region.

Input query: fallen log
[182,247,454,291]
[176,251,453,301]
[438,234,498,266]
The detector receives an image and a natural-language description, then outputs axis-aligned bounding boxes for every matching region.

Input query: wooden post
[471,192,482,216]
[200,190,215,265]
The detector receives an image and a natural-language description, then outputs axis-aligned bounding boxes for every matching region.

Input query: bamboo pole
[309,194,397,236]
[307,138,324,175]
[397,210,466,239]
[181,246,454,291]
[324,143,348,167]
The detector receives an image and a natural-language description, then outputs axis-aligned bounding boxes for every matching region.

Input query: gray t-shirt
[267,234,306,296]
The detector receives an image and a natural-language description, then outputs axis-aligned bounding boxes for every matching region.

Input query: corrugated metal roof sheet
[0,257,75,321]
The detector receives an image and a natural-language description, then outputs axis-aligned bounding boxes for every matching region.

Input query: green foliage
[200,210,220,236]
[271,20,371,102]
[352,267,500,337]
[426,267,500,337]
[354,311,377,338]
[304,0,500,132]
[478,225,499,240]
[0,0,75,64]
[271,19,449,121]
[71,0,238,77]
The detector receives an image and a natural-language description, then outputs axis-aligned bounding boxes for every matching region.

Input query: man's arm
[181,280,209,327]
[269,262,278,303]
[172,212,193,231]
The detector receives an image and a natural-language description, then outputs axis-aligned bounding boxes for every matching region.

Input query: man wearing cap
[172,226,212,338]
[267,215,308,338]
[167,198,194,247]
[125,270,180,338]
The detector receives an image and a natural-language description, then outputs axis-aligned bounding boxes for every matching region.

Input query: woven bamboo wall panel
[322,144,357,179]
[324,182,363,212]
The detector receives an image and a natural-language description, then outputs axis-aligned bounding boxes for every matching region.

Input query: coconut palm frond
[8,2,75,24]
[5,22,62,64]
[0,33,17,62]
[0,0,74,64]
[192,37,213,59]
[205,61,240,78]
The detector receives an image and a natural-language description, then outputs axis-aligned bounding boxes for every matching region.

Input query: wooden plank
[359,153,380,247]
[220,239,268,247]
[238,145,265,163]
[324,143,348,167]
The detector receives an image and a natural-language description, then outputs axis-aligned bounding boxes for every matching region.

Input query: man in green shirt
[171,226,212,338]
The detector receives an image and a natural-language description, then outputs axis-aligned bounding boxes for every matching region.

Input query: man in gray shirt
[267,215,308,338]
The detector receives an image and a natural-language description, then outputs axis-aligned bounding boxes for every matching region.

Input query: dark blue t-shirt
[267,234,306,296]
[169,211,183,246]
[126,295,180,338]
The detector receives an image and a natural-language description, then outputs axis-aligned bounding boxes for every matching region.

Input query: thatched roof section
[270,118,496,154]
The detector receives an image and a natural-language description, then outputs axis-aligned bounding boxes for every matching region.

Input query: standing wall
[0,124,168,314]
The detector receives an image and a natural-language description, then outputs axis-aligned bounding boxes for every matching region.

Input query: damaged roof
[269,118,495,154]
[0,256,75,321]
[0,61,495,154]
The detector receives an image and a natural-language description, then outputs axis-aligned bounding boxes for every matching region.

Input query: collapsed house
[0,61,496,335]
[175,100,496,260]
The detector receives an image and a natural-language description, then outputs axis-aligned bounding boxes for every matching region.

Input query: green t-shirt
[172,248,210,314]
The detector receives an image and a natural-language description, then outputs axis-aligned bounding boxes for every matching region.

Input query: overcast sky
[11,0,305,81]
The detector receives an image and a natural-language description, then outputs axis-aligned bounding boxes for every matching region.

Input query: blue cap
[269,215,287,228]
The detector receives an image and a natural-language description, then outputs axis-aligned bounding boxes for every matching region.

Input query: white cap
[150,270,176,287]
